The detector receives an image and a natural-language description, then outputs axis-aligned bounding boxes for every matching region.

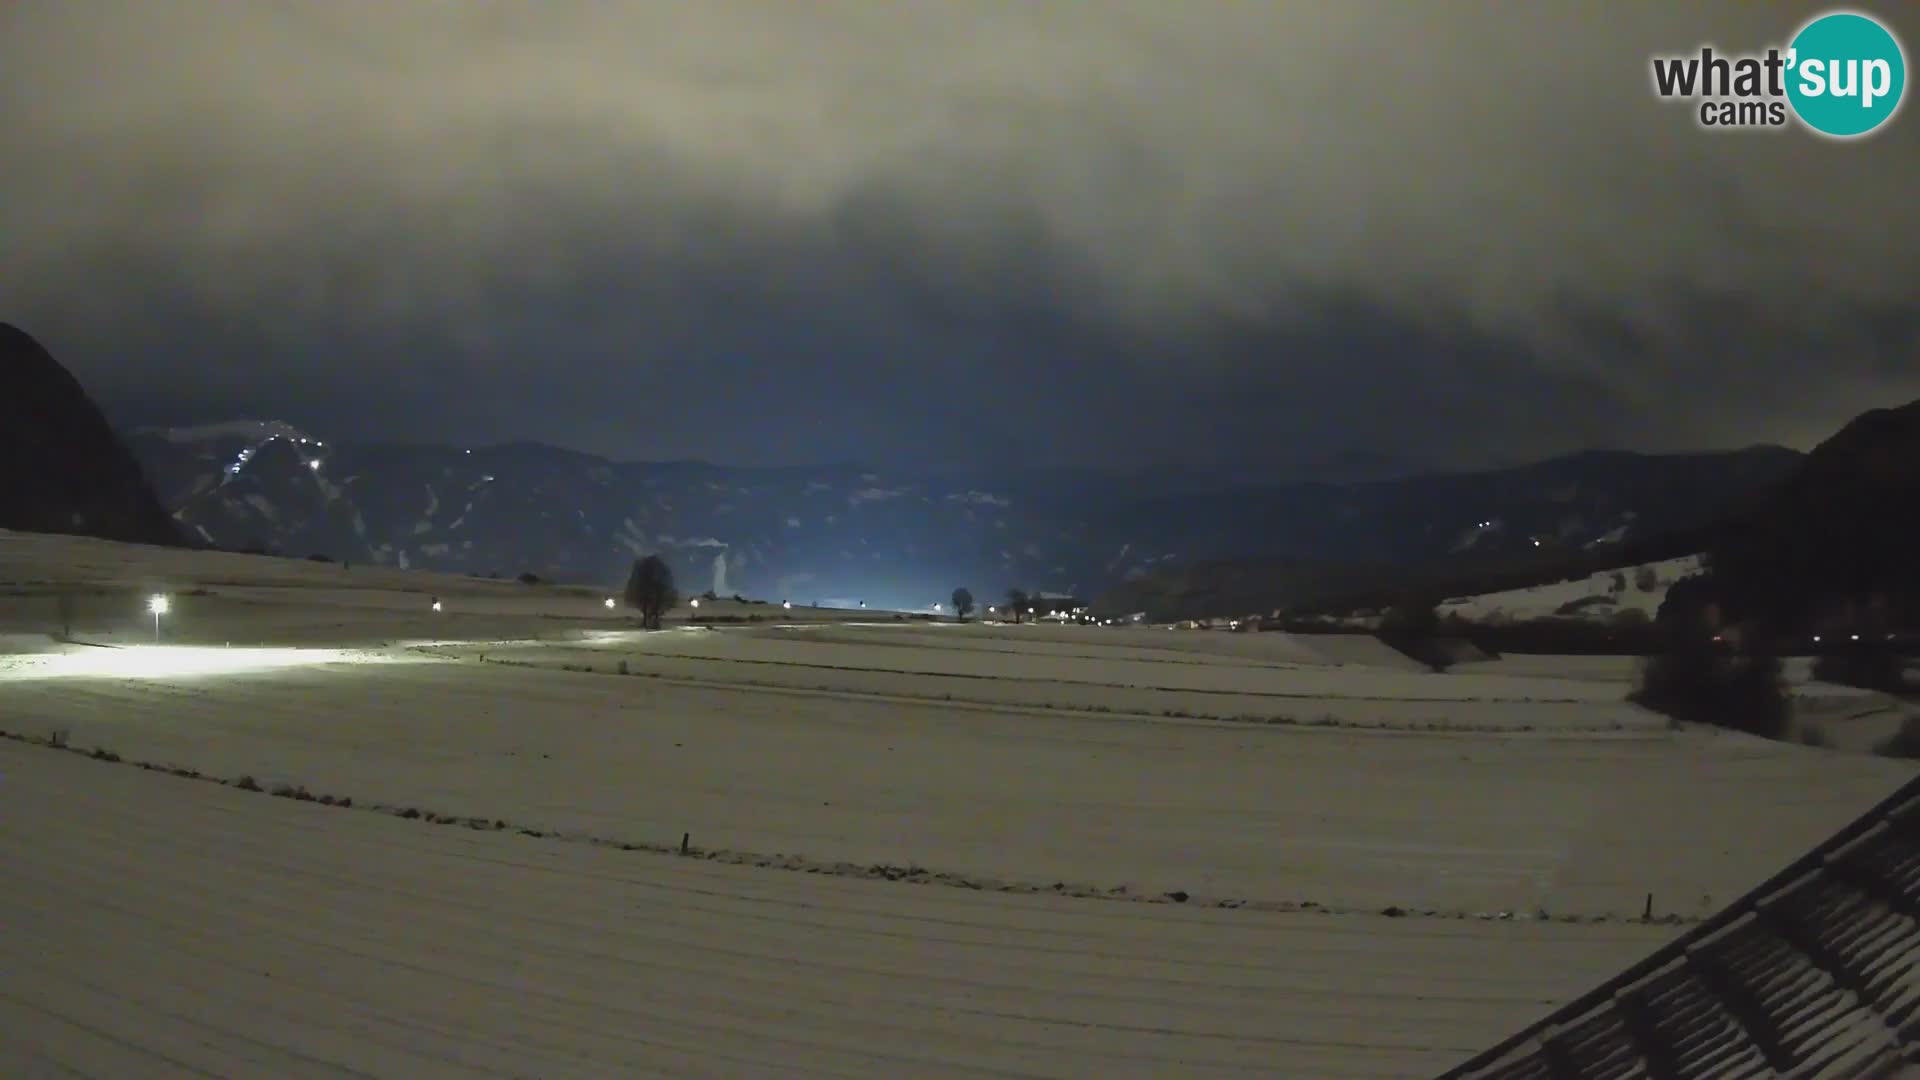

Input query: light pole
[148,594,170,642]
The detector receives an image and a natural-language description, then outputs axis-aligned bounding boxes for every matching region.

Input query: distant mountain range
[0,319,1843,615]
[119,417,1801,612]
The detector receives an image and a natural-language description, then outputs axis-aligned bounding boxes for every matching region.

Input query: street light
[431,599,443,612]
[690,598,700,608]
[604,597,616,609]
[147,594,170,641]
[783,600,792,609]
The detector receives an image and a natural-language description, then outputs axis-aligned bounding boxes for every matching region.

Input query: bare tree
[1006,588,1030,625]
[624,555,677,630]
[951,587,975,622]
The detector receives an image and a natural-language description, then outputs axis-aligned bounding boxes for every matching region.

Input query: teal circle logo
[1786,11,1907,138]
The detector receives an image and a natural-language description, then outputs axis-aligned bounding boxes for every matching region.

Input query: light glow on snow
[0,646,385,681]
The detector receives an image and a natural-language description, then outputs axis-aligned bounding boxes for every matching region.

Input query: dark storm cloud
[2,1,1916,469]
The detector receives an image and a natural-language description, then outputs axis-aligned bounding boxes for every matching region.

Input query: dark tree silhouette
[1378,599,1453,672]
[624,555,677,630]
[1379,599,1440,638]
[951,587,975,622]
[1006,588,1030,625]
[1633,594,1789,739]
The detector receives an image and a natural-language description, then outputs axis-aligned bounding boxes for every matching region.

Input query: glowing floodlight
[604,597,616,609]
[147,594,170,640]
[431,599,443,612]
[308,459,321,471]
[783,600,792,609]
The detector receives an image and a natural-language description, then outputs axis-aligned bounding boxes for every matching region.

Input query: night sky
[2,2,1916,473]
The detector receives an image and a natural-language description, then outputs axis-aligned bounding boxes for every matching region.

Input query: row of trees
[946,587,1033,623]
[620,563,990,629]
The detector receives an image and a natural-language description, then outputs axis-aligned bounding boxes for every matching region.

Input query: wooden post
[1643,893,1653,921]
[680,832,690,855]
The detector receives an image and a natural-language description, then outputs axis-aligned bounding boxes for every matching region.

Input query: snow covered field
[2,530,1915,1076]
[1437,555,1703,624]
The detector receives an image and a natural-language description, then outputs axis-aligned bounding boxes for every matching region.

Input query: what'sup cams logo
[1651,9,1906,137]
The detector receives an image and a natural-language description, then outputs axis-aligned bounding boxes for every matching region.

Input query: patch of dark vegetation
[1459,615,1660,656]
[1631,591,1789,739]
[1376,601,1458,672]
[1797,724,1833,749]
[1554,595,1616,616]
[235,775,262,792]
[1813,639,1910,694]
[1874,717,1920,759]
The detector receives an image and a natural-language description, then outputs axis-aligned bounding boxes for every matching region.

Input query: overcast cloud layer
[2,1,1916,471]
